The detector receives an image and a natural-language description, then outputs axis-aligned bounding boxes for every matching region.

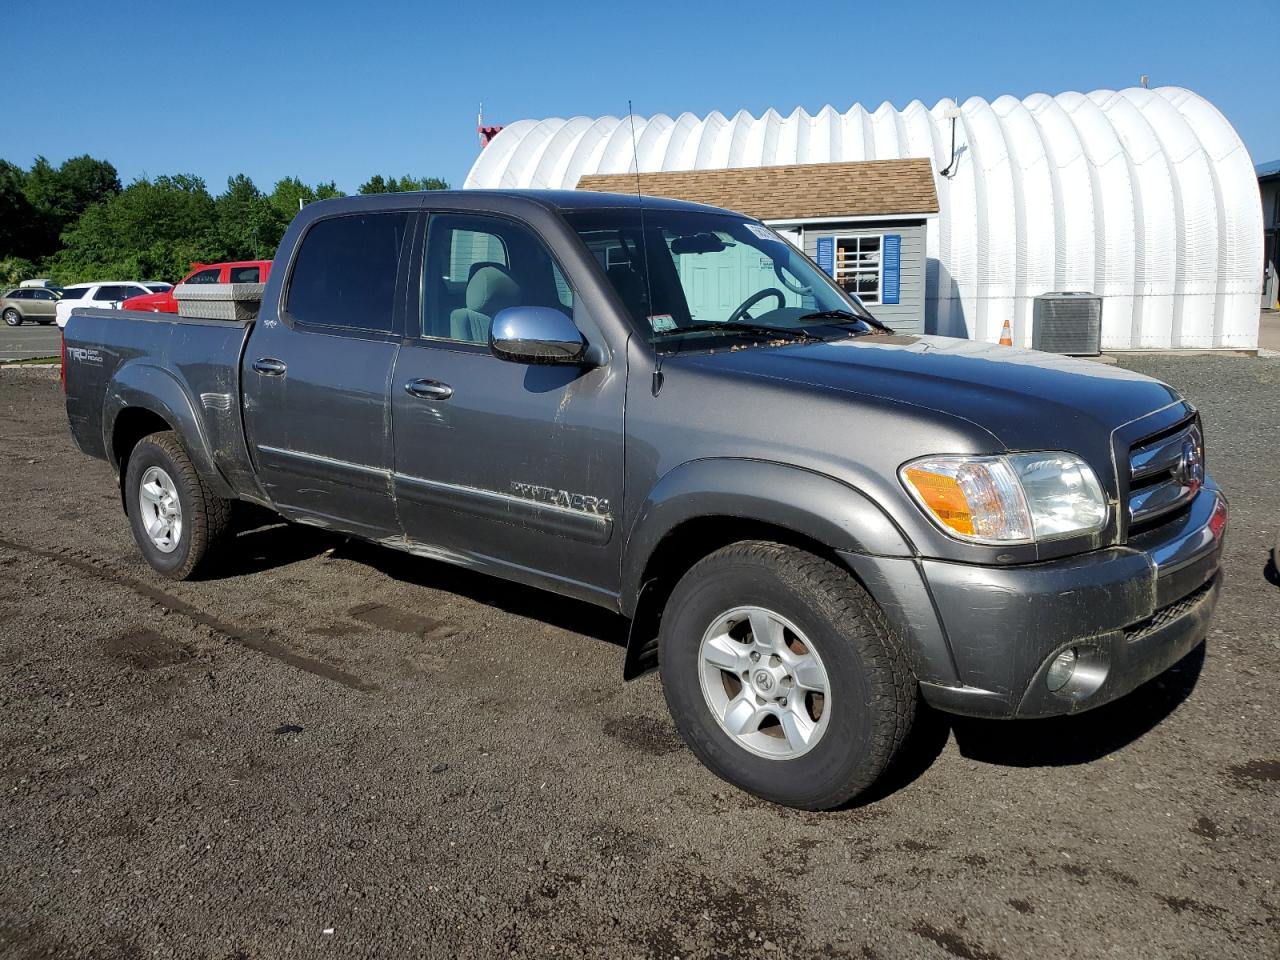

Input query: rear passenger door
[389,211,626,604]
[30,289,57,320]
[243,210,416,539]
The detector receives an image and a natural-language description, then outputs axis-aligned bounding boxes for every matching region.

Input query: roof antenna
[626,100,662,397]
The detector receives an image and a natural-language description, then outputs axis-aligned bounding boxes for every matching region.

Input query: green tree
[20,155,120,261]
[0,160,39,262]
[267,176,344,226]
[0,257,37,287]
[215,174,281,260]
[48,174,218,283]
[358,174,449,194]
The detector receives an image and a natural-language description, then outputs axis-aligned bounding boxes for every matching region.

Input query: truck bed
[63,308,262,502]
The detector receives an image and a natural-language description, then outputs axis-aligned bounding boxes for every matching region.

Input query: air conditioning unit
[1031,292,1102,356]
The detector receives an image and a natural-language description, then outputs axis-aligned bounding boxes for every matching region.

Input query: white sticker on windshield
[648,314,677,332]
[744,223,776,241]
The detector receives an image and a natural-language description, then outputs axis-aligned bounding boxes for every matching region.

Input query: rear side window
[185,268,221,284]
[96,286,128,301]
[60,287,88,300]
[287,213,410,333]
[228,265,260,283]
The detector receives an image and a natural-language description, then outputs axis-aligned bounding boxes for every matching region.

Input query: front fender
[620,458,914,615]
[103,360,236,499]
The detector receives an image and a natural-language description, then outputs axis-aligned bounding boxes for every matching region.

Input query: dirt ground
[0,355,1277,959]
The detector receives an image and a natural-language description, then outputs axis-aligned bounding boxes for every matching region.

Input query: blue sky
[6,0,1277,193]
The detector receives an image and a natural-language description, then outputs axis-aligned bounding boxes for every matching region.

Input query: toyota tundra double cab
[62,190,1226,809]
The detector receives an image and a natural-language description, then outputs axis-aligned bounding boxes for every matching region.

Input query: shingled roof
[576,158,939,221]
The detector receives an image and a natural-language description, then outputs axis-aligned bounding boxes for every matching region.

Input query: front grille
[1123,577,1216,643]
[1126,418,1203,532]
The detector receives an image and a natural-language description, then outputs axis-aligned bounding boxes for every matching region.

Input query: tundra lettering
[510,482,610,516]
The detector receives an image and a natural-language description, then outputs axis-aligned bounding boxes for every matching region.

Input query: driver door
[389,211,626,605]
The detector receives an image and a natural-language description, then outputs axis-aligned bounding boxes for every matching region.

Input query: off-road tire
[3,309,21,327]
[658,540,916,810]
[124,431,231,580]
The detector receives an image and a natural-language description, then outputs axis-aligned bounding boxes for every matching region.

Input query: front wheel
[124,431,231,579]
[3,309,21,326]
[658,541,916,810]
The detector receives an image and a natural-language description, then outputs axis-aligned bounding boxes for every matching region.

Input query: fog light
[1046,648,1078,692]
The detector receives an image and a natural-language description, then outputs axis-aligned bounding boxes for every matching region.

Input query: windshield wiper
[655,321,822,341]
[795,309,891,332]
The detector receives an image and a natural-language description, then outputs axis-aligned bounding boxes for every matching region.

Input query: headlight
[900,452,1107,544]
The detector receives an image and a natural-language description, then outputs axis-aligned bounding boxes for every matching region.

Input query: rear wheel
[658,541,916,810]
[124,431,231,579]
[3,309,21,326]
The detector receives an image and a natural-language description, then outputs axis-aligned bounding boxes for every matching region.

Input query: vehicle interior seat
[450,264,520,343]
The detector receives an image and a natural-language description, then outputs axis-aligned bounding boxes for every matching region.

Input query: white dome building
[465,88,1263,351]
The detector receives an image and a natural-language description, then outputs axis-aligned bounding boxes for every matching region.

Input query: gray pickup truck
[63,190,1227,809]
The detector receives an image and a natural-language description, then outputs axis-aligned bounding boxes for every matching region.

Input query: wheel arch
[619,459,917,679]
[104,361,236,505]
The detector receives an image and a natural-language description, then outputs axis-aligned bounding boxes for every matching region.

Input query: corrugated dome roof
[465,88,1262,350]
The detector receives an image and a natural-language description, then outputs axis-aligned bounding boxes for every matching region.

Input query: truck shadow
[339,538,631,647]
[946,642,1206,767]
[203,520,1205,797]
[857,644,1205,806]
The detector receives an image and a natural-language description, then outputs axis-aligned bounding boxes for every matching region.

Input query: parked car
[62,191,1227,810]
[55,282,168,328]
[2,286,62,325]
[121,261,272,313]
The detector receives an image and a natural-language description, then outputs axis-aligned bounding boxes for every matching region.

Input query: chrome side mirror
[489,306,589,365]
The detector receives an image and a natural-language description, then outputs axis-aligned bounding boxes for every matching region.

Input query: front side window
[421,213,573,344]
[563,209,880,353]
[286,212,411,333]
[34,290,55,300]
[184,268,221,285]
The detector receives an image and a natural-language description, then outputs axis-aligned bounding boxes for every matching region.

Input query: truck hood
[677,333,1184,451]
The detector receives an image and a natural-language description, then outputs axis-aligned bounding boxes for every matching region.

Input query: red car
[120,260,273,313]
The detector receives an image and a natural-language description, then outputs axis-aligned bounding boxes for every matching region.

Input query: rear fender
[103,360,235,499]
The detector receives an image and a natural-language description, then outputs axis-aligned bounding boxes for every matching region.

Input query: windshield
[59,287,89,300]
[564,208,882,352]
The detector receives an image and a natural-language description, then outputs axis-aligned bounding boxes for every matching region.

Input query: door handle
[404,378,453,400]
[252,357,287,376]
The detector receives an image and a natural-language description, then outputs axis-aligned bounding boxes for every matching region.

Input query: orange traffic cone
[998,318,1014,346]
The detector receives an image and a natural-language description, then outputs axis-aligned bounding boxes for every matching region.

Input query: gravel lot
[1,354,1277,959]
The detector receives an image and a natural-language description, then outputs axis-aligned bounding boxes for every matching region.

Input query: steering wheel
[727,288,787,324]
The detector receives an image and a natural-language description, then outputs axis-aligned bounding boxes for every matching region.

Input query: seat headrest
[466,264,520,316]
[468,260,506,282]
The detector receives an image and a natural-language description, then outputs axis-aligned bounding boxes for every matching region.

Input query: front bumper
[860,483,1226,719]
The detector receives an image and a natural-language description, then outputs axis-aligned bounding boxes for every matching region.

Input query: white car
[55,281,171,328]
